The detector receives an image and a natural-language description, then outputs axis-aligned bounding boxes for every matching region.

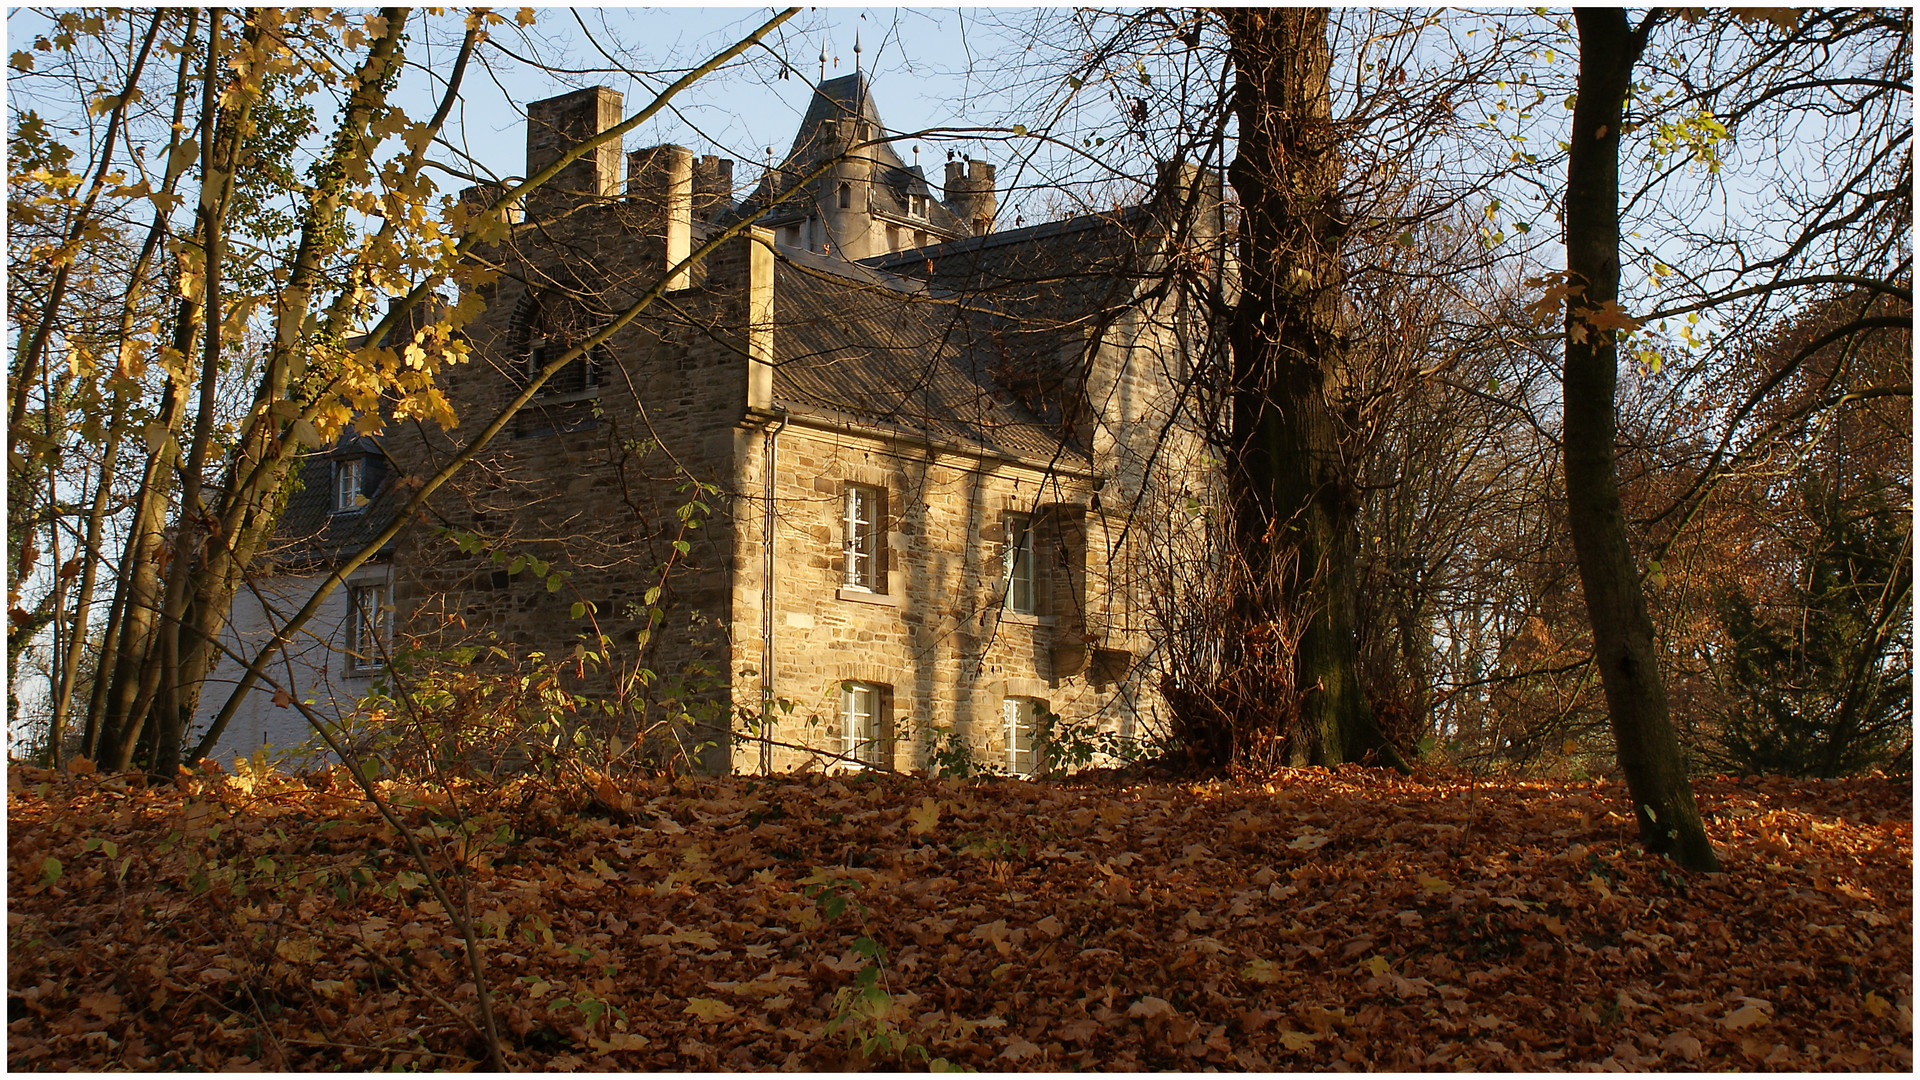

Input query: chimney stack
[524,86,624,220]
[628,145,694,291]
[692,154,734,223]
[943,158,996,236]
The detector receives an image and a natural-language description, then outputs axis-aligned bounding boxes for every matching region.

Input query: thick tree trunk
[1565,9,1719,871]
[1224,9,1396,769]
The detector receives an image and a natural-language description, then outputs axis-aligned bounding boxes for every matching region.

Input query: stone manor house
[193,75,1224,775]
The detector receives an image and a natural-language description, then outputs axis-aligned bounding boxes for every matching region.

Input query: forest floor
[6,761,1911,1071]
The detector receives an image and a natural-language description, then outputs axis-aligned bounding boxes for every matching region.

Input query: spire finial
[853,30,862,73]
[818,41,826,83]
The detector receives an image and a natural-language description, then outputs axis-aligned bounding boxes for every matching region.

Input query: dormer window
[333,457,364,514]
[908,193,927,218]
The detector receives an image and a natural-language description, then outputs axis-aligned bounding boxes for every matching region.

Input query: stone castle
[195,73,1225,775]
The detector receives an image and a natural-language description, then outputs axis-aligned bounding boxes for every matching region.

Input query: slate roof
[769,258,1090,470]
[263,434,404,570]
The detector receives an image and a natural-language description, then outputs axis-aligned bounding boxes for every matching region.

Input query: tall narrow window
[838,182,852,209]
[333,458,364,513]
[1004,697,1044,777]
[345,582,392,673]
[844,484,882,591]
[526,334,549,382]
[843,681,885,767]
[1004,513,1035,614]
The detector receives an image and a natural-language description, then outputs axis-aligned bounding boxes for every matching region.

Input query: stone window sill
[837,586,899,607]
[998,611,1055,628]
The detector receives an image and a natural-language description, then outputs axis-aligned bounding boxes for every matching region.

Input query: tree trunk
[1565,9,1719,871]
[1224,8,1396,770]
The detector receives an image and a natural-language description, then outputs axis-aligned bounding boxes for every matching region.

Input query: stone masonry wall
[728,418,1146,775]
[385,188,761,770]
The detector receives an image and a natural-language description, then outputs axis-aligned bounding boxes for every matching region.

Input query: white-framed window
[843,484,882,592]
[842,681,887,768]
[345,581,392,673]
[1003,513,1035,614]
[1004,697,1045,777]
[333,457,364,513]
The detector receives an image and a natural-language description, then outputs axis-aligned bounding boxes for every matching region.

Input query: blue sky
[400,7,1035,194]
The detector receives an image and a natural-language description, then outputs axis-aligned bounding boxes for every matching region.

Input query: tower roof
[778,71,906,179]
[732,70,971,241]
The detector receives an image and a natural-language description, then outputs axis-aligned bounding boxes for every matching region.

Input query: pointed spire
[853,30,862,73]
[818,41,827,84]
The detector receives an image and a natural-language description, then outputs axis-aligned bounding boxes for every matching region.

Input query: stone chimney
[457,183,523,231]
[628,145,693,291]
[1154,160,1225,244]
[691,155,734,223]
[944,158,997,235]
[524,86,624,220]
[742,228,775,412]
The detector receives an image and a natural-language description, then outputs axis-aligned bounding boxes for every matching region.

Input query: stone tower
[944,158,997,236]
[524,86,624,219]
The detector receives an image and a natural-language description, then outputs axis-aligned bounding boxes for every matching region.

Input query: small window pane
[843,682,883,767]
[347,582,390,672]
[334,459,363,512]
[844,485,877,591]
[1004,514,1034,614]
[1005,697,1042,778]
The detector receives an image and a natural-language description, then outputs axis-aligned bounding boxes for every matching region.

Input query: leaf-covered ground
[7,763,1911,1070]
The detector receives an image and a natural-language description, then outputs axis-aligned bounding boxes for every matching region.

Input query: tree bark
[1224,9,1397,769]
[1565,8,1719,871]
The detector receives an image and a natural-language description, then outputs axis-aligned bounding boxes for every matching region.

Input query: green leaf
[672,539,691,556]
[42,857,62,885]
[507,556,526,575]
[547,574,564,593]
[570,601,586,619]
[1010,124,1027,137]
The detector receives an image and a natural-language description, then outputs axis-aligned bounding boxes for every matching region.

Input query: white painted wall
[189,564,392,769]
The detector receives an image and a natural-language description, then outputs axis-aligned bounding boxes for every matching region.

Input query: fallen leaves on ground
[6,763,1911,1070]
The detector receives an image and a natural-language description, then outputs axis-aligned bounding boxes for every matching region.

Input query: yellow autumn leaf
[1720,1004,1770,1029]
[588,1032,650,1053]
[1364,955,1391,977]
[906,796,942,836]
[1241,958,1283,984]
[641,928,718,949]
[1277,1028,1321,1051]
[684,997,736,1022]
[1417,872,1452,896]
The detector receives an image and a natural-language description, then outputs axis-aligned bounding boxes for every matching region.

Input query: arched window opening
[838,182,852,210]
[512,292,607,398]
